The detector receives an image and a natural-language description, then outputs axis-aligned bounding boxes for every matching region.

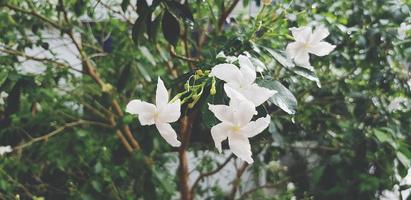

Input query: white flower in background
[398,22,411,40]
[146,0,153,6]
[286,26,336,67]
[0,146,12,156]
[210,55,277,106]
[0,91,8,105]
[208,92,270,163]
[216,51,237,63]
[126,77,181,147]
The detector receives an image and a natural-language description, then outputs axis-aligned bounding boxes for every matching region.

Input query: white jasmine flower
[126,77,181,147]
[398,22,411,40]
[0,91,8,105]
[208,94,270,164]
[286,26,336,67]
[210,55,276,106]
[0,146,12,156]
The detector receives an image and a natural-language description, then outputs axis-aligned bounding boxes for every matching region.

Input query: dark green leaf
[162,10,180,46]
[165,1,194,24]
[132,16,147,46]
[121,0,130,12]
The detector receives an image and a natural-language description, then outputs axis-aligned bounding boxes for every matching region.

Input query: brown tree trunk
[178,112,196,200]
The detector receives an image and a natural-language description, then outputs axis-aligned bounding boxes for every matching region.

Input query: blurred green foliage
[0,0,410,199]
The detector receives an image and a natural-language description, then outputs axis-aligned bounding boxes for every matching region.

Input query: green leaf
[291,66,322,88]
[268,120,284,146]
[162,10,180,46]
[0,73,7,86]
[91,180,102,192]
[147,15,161,42]
[165,1,194,25]
[263,47,295,68]
[132,16,147,46]
[121,0,130,12]
[257,77,297,115]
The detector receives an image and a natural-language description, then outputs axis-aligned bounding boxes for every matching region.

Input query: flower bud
[210,78,216,95]
[195,69,204,76]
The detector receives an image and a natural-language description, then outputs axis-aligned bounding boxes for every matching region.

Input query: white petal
[208,103,234,124]
[308,42,336,56]
[293,50,310,67]
[126,100,156,115]
[158,100,181,123]
[156,77,169,107]
[228,135,253,164]
[231,100,257,126]
[210,64,243,85]
[210,123,230,153]
[155,123,181,147]
[310,26,330,44]
[290,26,312,42]
[242,115,271,138]
[241,84,277,106]
[238,55,256,84]
[224,84,248,103]
[126,100,156,125]
[138,114,156,125]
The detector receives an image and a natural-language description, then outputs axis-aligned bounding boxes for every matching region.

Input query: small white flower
[0,146,12,156]
[126,77,181,147]
[208,93,270,164]
[398,22,411,40]
[286,26,336,67]
[0,91,8,105]
[211,55,277,106]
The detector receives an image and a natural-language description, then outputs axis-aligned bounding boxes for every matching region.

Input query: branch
[238,178,289,200]
[218,0,240,31]
[191,154,234,196]
[170,46,200,63]
[3,3,62,30]
[229,162,249,200]
[13,120,112,150]
[0,48,83,74]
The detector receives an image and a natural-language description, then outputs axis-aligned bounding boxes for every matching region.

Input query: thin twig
[191,154,234,196]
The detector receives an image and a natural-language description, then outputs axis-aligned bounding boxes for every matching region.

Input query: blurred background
[0,0,410,199]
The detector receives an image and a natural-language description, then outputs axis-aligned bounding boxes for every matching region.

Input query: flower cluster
[125,26,335,164]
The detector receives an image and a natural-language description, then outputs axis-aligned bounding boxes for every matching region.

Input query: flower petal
[224,84,248,102]
[158,100,181,123]
[242,115,271,138]
[290,26,312,42]
[156,77,169,107]
[210,64,243,85]
[238,55,256,84]
[242,84,277,106]
[308,42,336,56]
[208,103,234,124]
[210,122,230,153]
[126,100,156,125]
[293,49,310,67]
[285,42,299,59]
[228,135,253,164]
[231,99,257,126]
[310,26,330,44]
[155,123,181,147]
